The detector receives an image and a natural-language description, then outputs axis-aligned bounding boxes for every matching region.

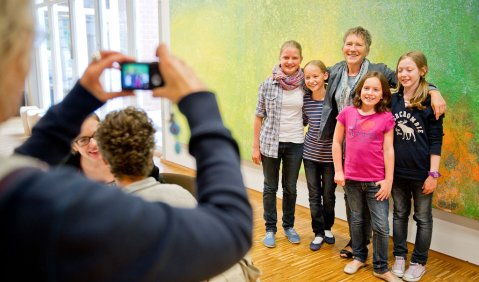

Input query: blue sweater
[0,83,252,281]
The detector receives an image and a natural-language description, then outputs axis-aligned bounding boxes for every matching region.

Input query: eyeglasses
[74,133,96,147]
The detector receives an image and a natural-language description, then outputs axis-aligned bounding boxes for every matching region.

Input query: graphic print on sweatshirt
[393,110,424,143]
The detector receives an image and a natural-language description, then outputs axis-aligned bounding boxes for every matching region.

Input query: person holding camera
[0,1,252,281]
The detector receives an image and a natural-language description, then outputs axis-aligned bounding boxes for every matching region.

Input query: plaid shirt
[254,77,286,158]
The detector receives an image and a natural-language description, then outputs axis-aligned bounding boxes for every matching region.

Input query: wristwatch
[428,171,441,178]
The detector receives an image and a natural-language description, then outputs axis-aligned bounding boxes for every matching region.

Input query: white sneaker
[391,256,406,277]
[403,262,426,282]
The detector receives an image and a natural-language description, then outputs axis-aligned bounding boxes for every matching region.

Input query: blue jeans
[262,142,303,233]
[345,180,390,274]
[392,177,433,265]
[303,159,336,236]
[345,191,372,245]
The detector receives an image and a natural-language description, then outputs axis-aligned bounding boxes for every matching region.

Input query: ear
[364,47,370,58]
[420,66,428,77]
[324,72,329,81]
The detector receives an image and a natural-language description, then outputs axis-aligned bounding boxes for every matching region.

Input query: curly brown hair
[96,107,156,179]
[352,71,391,113]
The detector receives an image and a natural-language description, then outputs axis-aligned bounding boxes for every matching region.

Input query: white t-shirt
[279,87,304,143]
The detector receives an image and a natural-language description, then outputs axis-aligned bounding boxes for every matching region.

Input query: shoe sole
[324,237,335,244]
[391,270,404,278]
[263,243,276,248]
[403,271,425,282]
[373,271,402,282]
[286,237,300,244]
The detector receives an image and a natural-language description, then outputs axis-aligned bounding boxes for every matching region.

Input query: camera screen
[121,63,150,90]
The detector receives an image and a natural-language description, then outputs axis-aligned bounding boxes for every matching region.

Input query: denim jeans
[303,159,336,236]
[262,142,303,233]
[345,191,372,245]
[392,177,433,265]
[345,180,390,274]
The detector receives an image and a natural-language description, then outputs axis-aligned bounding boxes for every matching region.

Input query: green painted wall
[170,0,479,220]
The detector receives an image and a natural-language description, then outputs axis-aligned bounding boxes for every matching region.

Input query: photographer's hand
[80,51,135,102]
[152,44,207,104]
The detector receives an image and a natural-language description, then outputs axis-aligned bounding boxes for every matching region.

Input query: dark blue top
[1,82,252,281]
[391,89,444,181]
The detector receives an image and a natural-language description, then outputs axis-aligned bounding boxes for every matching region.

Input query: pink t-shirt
[337,106,395,181]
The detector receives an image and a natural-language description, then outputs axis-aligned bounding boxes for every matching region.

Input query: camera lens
[151,74,162,87]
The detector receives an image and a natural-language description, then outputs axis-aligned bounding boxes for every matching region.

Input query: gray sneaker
[403,262,426,282]
[391,256,406,277]
[284,227,300,244]
[263,231,276,248]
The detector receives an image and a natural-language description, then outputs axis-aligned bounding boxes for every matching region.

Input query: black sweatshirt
[391,90,444,181]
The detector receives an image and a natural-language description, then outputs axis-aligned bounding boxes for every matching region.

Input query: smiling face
[280,47,302,76]
[342,34,369,68]
[72,116,102,162]
[397,56,426,92]
[360,77,383,108]
[304,64,328,92]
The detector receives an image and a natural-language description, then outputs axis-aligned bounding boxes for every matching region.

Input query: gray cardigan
[318,60,397,140]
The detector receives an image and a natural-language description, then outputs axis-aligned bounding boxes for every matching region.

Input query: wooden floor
[1,117,478,282]
[160,160,479,282]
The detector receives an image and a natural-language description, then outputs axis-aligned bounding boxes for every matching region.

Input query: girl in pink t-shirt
[332,71,399,282]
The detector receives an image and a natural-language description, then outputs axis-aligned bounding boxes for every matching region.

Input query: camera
[121,62,164,90]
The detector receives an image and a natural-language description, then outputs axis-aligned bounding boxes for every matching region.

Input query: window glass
[32,0,163,149]
[136,1,162,149]
[54,2,74,98]
[74,0,98,77]
[36,6,54,107]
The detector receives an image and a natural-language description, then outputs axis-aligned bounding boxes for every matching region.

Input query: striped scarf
[272,64,304,91]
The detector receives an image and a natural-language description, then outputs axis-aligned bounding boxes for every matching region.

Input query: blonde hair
[395,51,429,110]
[0,0,34,75]
[279,40,302,59]
[0,0,34,119]
[304,60,327,73]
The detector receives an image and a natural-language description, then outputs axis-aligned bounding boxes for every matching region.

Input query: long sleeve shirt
[391,90,444,180]
[0,82,252,282]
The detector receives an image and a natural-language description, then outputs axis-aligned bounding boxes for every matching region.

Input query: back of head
[0,0,34,122]
[95,107,156,179]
